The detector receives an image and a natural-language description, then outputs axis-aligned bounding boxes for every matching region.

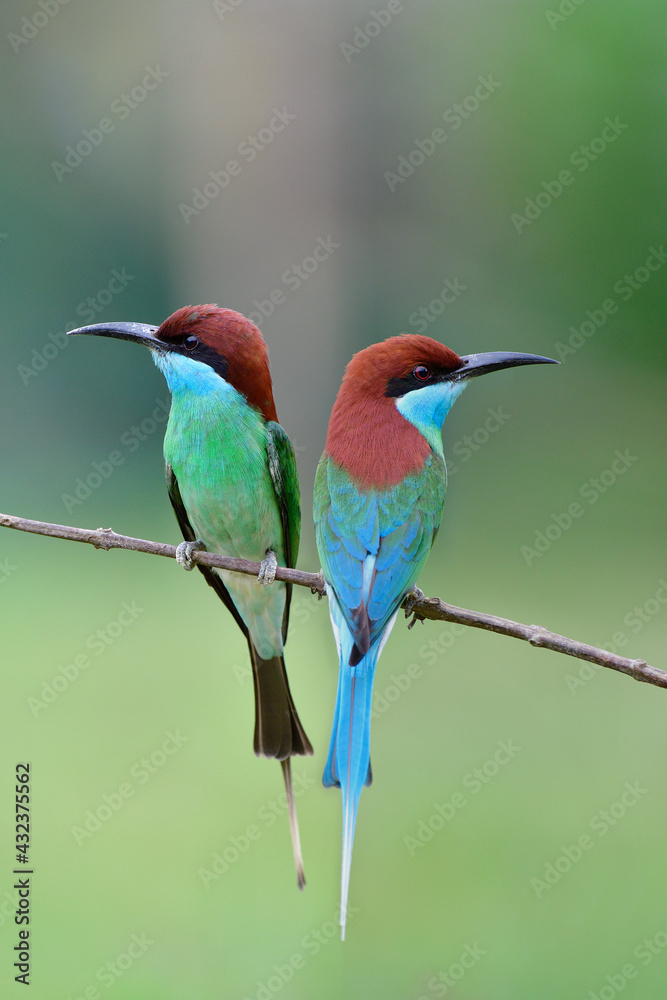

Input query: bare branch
[402,595,664,689]
[1,511,664,691]
[0,512,325,591]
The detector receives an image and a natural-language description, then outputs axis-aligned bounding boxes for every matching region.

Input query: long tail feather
[281,759,306,890]
[248,642,312,888]
[325,656,376,939]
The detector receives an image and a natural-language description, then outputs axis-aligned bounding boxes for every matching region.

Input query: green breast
[165,382,287,658]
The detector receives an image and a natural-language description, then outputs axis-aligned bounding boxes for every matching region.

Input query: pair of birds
[68,305,556,938]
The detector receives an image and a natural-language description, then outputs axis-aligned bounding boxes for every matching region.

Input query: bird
[314,335,557,936]
[68,304,313,888]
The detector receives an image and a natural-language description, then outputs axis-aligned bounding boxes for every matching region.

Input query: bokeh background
[1,1,666,997]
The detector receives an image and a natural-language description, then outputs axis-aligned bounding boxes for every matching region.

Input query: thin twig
[1,511,664,691]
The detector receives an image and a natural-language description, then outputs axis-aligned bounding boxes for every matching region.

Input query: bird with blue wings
[314,335,557,937]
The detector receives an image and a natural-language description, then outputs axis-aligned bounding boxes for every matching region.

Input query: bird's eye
[184,335,199,351]
[413,365,430,381]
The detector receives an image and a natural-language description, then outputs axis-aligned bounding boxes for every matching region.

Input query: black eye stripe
[172,337,229,380]
[385,364,451,398]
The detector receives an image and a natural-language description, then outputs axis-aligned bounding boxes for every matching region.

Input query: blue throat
[151,349,227,399]
[394,379,467,455]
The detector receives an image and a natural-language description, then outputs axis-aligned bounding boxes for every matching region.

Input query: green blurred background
[1,1,666,997]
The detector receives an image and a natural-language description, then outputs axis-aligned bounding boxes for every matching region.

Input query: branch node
[528,626,549,647]
[91,527,118,551]
[629,659,649,680]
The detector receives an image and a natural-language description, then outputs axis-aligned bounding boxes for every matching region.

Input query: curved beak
[67,321,166,350]
[451,351,559,381]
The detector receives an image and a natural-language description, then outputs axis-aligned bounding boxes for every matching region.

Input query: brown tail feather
[248,643,313,760]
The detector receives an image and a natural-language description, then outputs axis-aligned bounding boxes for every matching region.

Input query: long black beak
[67,321,166,350]
[451,351,558,381]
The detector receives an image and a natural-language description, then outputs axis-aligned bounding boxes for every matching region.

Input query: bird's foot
[404,586,426,629]
[404,586,424,614]
[175,539,205,571]
[257,550,278,586]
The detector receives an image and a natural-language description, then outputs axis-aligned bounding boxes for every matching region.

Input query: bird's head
[325,334,558,485]
[67,304,278,421]
[375,335,557,439]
